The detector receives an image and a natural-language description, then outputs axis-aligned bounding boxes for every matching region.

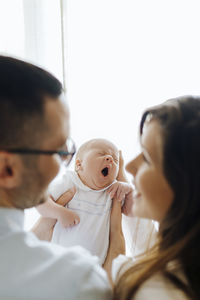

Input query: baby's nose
[104,155,113,163]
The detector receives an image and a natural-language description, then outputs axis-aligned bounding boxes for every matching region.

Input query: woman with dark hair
[105,96,200,300]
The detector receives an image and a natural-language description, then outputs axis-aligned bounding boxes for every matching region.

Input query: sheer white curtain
[0,0,63,80]
[1,0,200,255]
[23,0,64,82]
[0,0,64,230]
[0,0,25,59]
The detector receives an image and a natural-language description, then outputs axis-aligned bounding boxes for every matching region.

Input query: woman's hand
[116,151,135,217]
[32,187,76,241]
[106,181,134,203]
[117,150,128,182]
[121,190,135,217]
[103,197,125,287]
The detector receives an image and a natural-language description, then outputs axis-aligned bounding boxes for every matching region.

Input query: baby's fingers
[74,219,79,225]
[69,218,80,227]
[116,189,125,202]
[108,185,119,199]
[73,213,80,225]
[67,215,80,227]
[106,185,114,194]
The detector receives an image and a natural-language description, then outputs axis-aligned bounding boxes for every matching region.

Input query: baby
[37,138,133,264]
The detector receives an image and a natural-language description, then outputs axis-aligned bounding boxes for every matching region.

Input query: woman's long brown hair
[114,96,200,300]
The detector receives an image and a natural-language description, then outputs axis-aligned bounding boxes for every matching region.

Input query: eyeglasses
[0,138,76,167]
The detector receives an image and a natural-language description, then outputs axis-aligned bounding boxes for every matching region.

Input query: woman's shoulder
[112,255,189,300]
[134,272,189,300]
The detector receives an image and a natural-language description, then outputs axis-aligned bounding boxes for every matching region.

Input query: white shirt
[0,208,112,300]
[49,170,113,265]
[112,255,189,300]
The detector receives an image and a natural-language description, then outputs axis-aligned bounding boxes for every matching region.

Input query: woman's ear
[0,152,22,188]
[75,159,82,172]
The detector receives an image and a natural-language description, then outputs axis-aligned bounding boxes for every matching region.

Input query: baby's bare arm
[32,217,56,241]
[37,196,63,219]
[32,188,78,240]
[37,191,80,228]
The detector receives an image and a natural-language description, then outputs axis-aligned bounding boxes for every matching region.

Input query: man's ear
[75,159,82,172]
[0,152,22,188]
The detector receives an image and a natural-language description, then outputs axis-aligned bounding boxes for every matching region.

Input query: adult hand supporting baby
[103,197,125,287]
[116,150,135,217]
[116,150,128,182]
[32,187,76,241]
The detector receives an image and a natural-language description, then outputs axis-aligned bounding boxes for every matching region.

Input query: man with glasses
[0,56,111,300]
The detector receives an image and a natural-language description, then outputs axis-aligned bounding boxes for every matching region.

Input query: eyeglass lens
[61,139,76,165]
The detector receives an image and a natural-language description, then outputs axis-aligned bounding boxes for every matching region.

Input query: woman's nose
[104,155,113,163]
[126,156,139,176]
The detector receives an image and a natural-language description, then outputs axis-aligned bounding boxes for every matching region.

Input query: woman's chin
[132,202,145,218]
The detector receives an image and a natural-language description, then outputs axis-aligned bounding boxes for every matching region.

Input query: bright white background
[1,0,200,238]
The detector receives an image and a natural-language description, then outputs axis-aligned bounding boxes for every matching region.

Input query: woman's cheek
[136,165,151,193]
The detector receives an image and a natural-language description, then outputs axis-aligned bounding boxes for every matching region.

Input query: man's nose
[104,155,113,163]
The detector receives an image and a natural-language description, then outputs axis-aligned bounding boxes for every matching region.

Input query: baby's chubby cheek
[81,166,93,179]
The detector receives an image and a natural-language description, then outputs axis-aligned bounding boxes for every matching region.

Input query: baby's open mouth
[101,167,109,177]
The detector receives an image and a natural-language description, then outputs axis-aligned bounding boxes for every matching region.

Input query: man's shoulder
[27,233,112,299]
[23,230,100,267]
[0,230,112,300]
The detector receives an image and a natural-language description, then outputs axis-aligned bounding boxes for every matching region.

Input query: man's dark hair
[0,55,63,148]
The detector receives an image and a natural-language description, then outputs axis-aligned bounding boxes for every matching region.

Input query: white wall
[67,0,200,167]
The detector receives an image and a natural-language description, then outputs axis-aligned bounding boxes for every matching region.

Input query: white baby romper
[49,170,113,265]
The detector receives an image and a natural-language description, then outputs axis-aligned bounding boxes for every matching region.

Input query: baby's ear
[75,159,82,172]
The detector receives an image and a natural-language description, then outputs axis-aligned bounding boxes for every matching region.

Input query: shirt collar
[0,207,24,234]
[70,171,116,192]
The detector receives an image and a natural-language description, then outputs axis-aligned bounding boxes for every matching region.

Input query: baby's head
[75,138,119,190]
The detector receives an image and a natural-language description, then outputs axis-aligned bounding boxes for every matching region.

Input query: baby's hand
[57,207,80,228]
[106,181,134,202]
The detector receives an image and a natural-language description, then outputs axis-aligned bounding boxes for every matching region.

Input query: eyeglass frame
[0,138,76,166]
